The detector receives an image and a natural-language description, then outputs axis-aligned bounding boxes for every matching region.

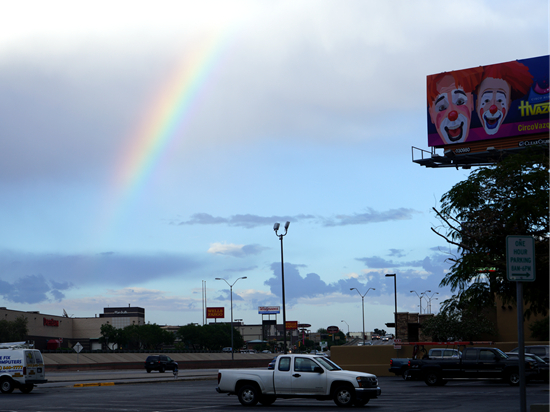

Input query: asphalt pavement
[43,368,219,388]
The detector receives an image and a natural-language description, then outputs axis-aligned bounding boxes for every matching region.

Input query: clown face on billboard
[427,56,548,147]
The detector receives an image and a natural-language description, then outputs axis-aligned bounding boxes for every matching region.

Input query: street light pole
[426,292,439,314]
[410,290,431,314]
[274,221,290,354]
[215,276,247,361]
[385,274,397,339]
[341,320,349,338]
[350,287,375,345]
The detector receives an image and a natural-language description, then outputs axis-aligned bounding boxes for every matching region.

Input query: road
[1,372,548,412]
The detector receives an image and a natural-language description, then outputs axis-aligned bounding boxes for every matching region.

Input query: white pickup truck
[216,353,381,407]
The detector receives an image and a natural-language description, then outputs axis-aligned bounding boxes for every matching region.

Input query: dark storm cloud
[176,208,418,229]
[388,249,405,258]
[0,274,68,304]
[263,247,454,304]
[0,250,204,304]
[215,289,245,302]
[176,213,315,229]
[356,256,424,268]
[323,208,418,227]
[264,262,378,304]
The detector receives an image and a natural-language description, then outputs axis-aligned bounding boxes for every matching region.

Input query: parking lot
[0,372,548,412]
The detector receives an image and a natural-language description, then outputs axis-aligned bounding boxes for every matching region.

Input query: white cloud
[208,242,246,257]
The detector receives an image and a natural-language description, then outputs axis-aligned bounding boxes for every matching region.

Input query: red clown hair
[480,61,533,101]
[427,67,483,107]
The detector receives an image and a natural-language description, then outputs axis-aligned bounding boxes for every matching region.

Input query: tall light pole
[215,276,247,361]
[350,287,375,345]
[385,274,397,339]
[410,290,431,314]
[274,221,290,354]
[426,292,439,314]
[341,320,349,338]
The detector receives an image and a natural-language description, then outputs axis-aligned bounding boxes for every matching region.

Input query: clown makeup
[476,77,511,135]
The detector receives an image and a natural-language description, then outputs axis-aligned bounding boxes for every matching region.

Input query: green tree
[432,148,549,318]
[529,317,549,341]
[99,323,126,350]
[176,323,244,350]
[421,294,495,341]
[0,316,28,342]
[374,328,386,336]
[122,323,174,350]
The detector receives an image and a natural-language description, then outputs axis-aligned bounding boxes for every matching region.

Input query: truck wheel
[146,369,151,373]
[159,366,165,373]
[506,370,520,386]
[238,384,260,406]
[402,370,410,380]
[259,395,276,406]
[424,371,442,386]
[0,377,15,394]
[19,384,34,394]
[333,385,355,407]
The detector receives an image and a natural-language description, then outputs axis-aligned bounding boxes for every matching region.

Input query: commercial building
[0,306,145,351]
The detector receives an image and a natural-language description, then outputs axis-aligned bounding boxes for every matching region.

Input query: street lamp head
[284,221,290,230]
[350,288,354,291]
[273,222,280,232]
[215,278,222,280]
[385,273,396,277]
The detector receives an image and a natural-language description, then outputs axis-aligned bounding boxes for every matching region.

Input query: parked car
[509,345,549,363]
[222,347,232,353]
[506,352,549,383]
[267,356,277,369]
[408,347,536,386]
[261,350,272,353]
[144,355,178,373]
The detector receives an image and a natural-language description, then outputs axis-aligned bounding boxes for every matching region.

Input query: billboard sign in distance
[258,306,280,314]
[327,326,339,334]
[206,307,224,319]
[286,321,298,330]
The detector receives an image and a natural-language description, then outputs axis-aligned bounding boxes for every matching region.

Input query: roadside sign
[73,342,83,353]
[506,236,536,282]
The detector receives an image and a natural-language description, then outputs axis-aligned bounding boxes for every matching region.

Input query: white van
[0,342,47,394]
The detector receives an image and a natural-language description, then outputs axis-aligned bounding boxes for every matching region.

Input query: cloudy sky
[0,1,548,334]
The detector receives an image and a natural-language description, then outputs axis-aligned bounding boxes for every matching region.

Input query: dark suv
[144,355,178,373]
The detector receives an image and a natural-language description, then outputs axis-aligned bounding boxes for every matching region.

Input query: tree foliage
[0,316,29,342]
[421,295,495,341]
[529,317,549,341]
[99,323,174,350]
[432,148,549,318]
[177,323,244,350]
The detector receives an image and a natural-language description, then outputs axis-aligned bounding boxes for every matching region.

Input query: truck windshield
[315,357,342,371]
[494,348,508,359]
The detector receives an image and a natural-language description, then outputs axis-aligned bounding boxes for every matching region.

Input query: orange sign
[285,321,298,330]
[206,307,224,319]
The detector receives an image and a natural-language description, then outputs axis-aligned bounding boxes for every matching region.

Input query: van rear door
[24,350,46,382]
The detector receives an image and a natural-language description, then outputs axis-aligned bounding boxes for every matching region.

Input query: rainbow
[99,29,236,236]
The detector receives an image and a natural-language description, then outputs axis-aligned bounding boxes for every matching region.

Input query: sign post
[506,235,536,412]
[73,341,83,365]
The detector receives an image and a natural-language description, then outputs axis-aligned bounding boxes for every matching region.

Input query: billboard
[206,307,224,319]
[258,306,280,314]
[427,55,549,147]
[285,321,298,330]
